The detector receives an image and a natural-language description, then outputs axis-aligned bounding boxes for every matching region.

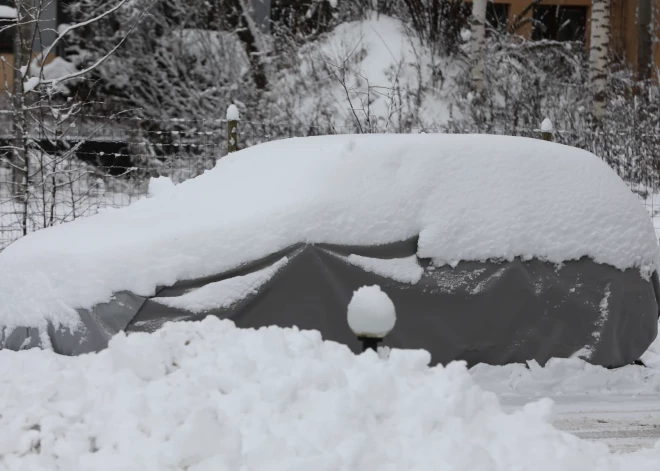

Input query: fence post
[227,105,239,153]
[541,118,553,142]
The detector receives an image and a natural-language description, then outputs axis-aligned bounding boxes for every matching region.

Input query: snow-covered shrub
[449,30,660,189]
[403,0,470,56]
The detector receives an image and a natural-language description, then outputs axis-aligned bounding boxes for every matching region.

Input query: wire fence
[1,113,660,251]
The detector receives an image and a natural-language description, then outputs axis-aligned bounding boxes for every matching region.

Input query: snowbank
[471,357,660,397]
[0,134,657,330]
[641,331,660,369]
[2,317,660,471]
[147,176,176,198]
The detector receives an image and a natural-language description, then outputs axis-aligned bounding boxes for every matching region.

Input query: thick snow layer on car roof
[0,134,657,330]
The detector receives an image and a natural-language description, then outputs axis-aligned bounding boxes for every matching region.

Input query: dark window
[487,3,509,31]
[0,0,15,53]
[532,6,587,42]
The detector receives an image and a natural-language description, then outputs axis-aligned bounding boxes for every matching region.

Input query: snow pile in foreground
[1,318,660,471]
[471,357,660,396]
[0,134,657,330]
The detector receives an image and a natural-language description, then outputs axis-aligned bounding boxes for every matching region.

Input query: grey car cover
[4,238,658,368]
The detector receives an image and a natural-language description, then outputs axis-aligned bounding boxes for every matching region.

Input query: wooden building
[477,0,660,74]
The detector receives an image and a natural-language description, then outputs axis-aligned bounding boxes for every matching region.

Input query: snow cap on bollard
[541,118,553,133]
[226,104,240,121]
[347,285,396,352]
[541,118,553,141]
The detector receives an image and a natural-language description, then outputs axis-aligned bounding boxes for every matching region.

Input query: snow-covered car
[0,134,658,367]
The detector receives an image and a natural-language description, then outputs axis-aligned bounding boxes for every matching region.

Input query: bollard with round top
[541,118,553,142]
[347,285,397,353]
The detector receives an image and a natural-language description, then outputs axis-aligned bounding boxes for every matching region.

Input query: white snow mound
[641,324,660,369]
[148,176,175,197]
[471,356,660,396]
[347,285,396,337]
[1,317,660,470]
[0,134,657,330]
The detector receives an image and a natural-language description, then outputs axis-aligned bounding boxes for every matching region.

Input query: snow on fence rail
[1,113,660,251]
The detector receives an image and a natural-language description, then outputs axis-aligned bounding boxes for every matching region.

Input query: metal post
[357,335,382,352]
[227,104,239,154]
[227,119,238,153]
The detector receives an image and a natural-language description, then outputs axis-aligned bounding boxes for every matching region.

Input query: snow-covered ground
[532,398,660,454]
[471,358,660,453]
[1,318,659,470]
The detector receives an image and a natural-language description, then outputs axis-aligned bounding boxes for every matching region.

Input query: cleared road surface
[502,396,660,453]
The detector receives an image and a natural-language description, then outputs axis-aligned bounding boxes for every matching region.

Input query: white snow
[642,329,660,368]
[345,254,423,284]
[0,5,16,18]
[471,357,660,453]
[291,15,460,128]
[27,57,79,94]
[593,286,611,341]
[572,285,613,361]
[541,118,554,133]
[154,257,288,313]
[147,176,175,198]
[38,57,77,81]
[226,104,240,121]
[0,134,657,331]
[1,318,660,469]
[22,77,40,93]
[346,285,396,337]
[471,357,660,398]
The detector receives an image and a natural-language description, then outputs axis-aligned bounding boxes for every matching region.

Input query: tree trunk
[589,0,611,122]
[11,0,35,200]
[636,0,653,83]
[470,0,487,94]
[226,0,270,90]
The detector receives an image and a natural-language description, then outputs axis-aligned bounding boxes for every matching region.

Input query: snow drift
[1,317,660,471]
